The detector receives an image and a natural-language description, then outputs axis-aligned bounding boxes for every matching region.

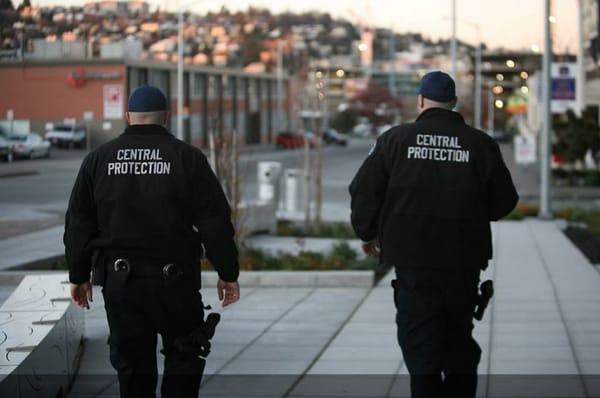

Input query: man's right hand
[70,282,93,310]
[217,279,240,307]
[362,240,380,257]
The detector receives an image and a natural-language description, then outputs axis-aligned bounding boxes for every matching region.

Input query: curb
[0,170,38,179]
[201,270,374,288]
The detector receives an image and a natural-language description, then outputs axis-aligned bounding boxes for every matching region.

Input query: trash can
[257,161,282,203]
[284,168,304,213]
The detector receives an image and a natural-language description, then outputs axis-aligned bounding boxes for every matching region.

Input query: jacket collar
[416,107,465,124]
[122,124,172,136]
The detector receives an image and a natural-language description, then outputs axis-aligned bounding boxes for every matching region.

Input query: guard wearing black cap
[65,85,240,397]
[349,71,518,398]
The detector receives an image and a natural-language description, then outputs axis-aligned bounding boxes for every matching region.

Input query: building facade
[0,59,290,148]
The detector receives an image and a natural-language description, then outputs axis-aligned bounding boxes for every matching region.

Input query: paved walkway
[64,220,600,397]
[0,226,63,270]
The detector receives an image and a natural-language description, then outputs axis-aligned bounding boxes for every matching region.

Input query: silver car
[7,133,51,159]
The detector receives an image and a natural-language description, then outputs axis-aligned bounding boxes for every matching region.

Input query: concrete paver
[2,219,600,397]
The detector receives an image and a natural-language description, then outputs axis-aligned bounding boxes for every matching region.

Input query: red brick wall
[0,63,126,121]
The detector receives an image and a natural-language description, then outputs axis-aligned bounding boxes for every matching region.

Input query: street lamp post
[487,85,495,134]
[451,0,457,79]
[389,28,396,98]
[474,43,482,129]
[276,40,284,133]
[576,0,585,117]
[539,0,553,218]
[176,5,184,141]
[443,16,482,128]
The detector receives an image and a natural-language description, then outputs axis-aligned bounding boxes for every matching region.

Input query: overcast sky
[32,0,579,52]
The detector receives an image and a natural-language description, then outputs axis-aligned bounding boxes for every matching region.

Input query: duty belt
[110,257,185,279]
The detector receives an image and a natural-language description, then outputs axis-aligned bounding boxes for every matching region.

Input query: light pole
[450,0,457,79]
[575,0,585,117]
[276,40,284,132]
[443,16,482,128]
[487,85,495,133]
[539,0,553,218]
[389,27,396,98]
[176,3,184,141]
[474,43,482,129]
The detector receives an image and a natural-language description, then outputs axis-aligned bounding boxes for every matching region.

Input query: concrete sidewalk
[64,220,600,397]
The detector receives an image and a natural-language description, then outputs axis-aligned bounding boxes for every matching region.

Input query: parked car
[45,124,86,148]
[0,136,13,162]
[490,130,511,143]
[352,122,373,137]
[377,124,393,136]
[7,133,51,159]
[275,131,317,149]
[323,128,348,146]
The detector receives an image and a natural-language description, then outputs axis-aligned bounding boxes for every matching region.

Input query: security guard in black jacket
[349,71,518,398]
[65,86,240,398]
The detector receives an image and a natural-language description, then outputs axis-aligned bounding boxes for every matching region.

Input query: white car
[352,123,373,137]
[377,124,393,136]
[7,133,51,159]
[45,124,86,148]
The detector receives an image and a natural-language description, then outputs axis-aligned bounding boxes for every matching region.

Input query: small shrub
[516,202,539,217]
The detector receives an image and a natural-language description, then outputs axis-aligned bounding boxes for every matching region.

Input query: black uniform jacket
[349,108,519,269]
[64,124,239,284]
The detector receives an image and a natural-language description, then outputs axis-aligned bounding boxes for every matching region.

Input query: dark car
[275,132,317,149]
[323,128,348,146]
[490,130,511,143]
[0,136,12,162]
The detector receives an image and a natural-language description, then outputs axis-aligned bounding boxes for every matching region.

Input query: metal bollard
[257,161,282,203]
[284,168,304,213]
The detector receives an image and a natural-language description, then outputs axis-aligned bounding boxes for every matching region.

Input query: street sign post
[551,63,577,114]
[514,135,537,165]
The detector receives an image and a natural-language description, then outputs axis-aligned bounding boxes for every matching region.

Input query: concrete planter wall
[0,274,84,398]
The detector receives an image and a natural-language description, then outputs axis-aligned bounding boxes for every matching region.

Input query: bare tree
[208,116,245,244]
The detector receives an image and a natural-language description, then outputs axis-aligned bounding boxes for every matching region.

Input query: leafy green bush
[551,168,600,187]
[276,220,356,239]
[208,241,387,277]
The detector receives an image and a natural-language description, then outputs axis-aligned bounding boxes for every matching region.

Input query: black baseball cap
[418,71,457,103]
[127,85,168,112]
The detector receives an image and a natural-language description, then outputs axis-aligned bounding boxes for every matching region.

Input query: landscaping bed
[507,202,600,265]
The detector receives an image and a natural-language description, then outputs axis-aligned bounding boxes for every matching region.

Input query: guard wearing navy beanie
[65,85,240,398]
[349,71,518,398]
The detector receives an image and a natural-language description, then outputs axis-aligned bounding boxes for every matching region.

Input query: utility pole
[176,5,184,141]
[539,0,553,218]
[450,0,457,79]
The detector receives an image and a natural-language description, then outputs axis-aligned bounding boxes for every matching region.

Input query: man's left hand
[70,282,93,309]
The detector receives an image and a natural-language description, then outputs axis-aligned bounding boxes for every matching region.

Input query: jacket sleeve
[191,152,239,282]
[487,142,519,221]
[64,154,98,284]
[349,138,390,241]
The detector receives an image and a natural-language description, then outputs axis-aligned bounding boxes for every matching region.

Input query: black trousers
[103,268,206,398]
[392,267,482,398]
